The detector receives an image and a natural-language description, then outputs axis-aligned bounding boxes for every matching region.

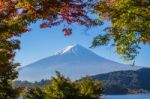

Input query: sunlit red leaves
[77,19,85,25]
[22,8,29,13]
[62,28,72,36]
[0,1,4,7]
[40,23,48,28]
[22,28,31,33]
[0,0,96,40]
[37,0,95,36]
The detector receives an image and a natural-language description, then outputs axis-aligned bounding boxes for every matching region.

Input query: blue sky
[15,21,150,67]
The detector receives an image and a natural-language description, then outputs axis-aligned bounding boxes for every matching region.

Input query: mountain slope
[18,44,141,81]
[91,68,150,94]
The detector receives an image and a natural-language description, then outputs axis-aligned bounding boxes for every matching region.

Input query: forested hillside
[92,68,150,94]
[92,68,150,90]
[15,68,150,95]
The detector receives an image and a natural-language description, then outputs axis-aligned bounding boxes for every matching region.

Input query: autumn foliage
[0,0,101,98]
[93,0,150,61]
[0,0,97,38]
[0,0,150,98]
[0,0,97,98]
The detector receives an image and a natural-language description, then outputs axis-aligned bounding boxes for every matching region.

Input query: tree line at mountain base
[15,71,103,99]
[15,68,150,96]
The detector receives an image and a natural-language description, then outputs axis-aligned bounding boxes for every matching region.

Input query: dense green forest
[15,68,150,95]
[15,72,103,99]
[92,68,150,90]
[93,68,150,94]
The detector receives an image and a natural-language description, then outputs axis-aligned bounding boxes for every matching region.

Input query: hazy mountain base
[15,68,150,95]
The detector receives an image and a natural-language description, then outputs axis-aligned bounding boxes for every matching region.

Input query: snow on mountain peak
[61,44,75,53]
[18,44,141,81]
[55,44,81,55]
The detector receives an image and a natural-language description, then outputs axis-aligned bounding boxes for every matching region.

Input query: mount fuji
[18,44,141,81]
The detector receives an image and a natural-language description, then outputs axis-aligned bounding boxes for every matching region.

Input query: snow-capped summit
[55,44,100,57]
[55,44,78,55]
[18,44,141,81]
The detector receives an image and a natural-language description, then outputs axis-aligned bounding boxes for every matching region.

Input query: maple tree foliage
[0,0,98,39]
[92,0,150,61]
[1,0,150,98]
[0,0,98,98]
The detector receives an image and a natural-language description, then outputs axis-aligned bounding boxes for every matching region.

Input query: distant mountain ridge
[18,44,141,81]
[91,68,150,94]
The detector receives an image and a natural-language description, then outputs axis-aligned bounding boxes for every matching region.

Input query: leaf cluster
[93,0,150,61]
[23,72,103,99]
